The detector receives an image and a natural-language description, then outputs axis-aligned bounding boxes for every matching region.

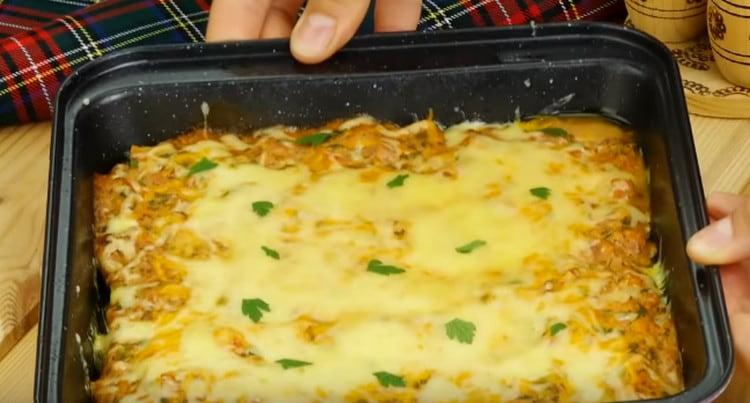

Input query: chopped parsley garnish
[455,240,487,254]
[445,318,476,344]
[367,259,405,275]
[261,246,280,260]
[128,158,138,168]
[539,127,569,137]
[530,187,551,200]
[188,157,218,175]
[276,359,312,370]
[252,201,274,217]
[296,131,336,146]
[386,174,409,188]
[373,371,406,388]
[550,322,567,336]
[241,298,270,323]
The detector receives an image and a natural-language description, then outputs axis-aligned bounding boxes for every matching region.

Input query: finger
[374,0,422,32]
[707,192,747,220]
[719,264,750,369]
[206,0,271,41]
[735,195,750,237]
[261,0,304,39]
[687,196,750,265]
[290,0,370,64]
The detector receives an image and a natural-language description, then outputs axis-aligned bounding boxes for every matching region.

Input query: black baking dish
[35,23,733,402]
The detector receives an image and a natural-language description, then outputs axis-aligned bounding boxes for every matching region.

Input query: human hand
[205,0,422,64]
[687,192,750,368]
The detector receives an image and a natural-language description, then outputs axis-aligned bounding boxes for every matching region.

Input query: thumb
[290,0,370,64]
[687,196,750,265]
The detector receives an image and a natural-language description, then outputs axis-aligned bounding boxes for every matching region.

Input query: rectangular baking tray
[35,23,733,402]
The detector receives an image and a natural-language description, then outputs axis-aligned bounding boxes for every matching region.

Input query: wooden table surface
[0,117,748,402]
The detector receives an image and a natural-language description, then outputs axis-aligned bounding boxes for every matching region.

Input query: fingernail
[688,216,734,259]
[295,13,335,58]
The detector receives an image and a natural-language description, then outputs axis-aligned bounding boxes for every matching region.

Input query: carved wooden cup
[626,0,707,42]
[707,0,750,87]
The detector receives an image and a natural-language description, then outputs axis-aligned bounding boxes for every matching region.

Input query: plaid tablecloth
[0,0,625,125]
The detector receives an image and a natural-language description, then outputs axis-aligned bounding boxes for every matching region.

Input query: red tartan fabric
[0,0,625,125]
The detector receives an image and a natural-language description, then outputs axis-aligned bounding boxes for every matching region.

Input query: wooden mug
[626,0,707,42]
[707,0,750,87]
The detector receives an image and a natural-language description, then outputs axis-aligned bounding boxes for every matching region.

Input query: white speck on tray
[82,98,90,106]
[523,78,531,88]
[201,102,210,134]
[76,332,91,382]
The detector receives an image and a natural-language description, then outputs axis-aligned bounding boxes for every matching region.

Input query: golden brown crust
[92,115,682,402]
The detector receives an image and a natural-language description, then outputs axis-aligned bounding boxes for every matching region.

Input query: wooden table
[0,117,748,402]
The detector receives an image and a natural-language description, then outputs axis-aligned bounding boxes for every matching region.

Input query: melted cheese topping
[92,116,682,402]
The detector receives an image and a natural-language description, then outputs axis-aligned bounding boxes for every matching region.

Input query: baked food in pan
[91,115,682,402]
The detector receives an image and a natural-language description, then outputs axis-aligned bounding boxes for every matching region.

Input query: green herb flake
[241,298,270,323]
[550,322,567,336]
[188,157,218,176]
[530,187,551,200]
[276,359,312,370]
[367,259,405,276]
[386,174,409,189]
[296,131,335,146]
[373,371,406,388]
[252,201,274,217]
[539,127,569,137]
[261,246,280,260]
[128,158,138,168]
[455,240,487,254]
[445,318,477,344]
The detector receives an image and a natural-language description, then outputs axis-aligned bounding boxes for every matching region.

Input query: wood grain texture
[691,116,750,195]
[0,117,747,400]
[0,325,36,403]
[666,36,750,120]
[0,123,48,363]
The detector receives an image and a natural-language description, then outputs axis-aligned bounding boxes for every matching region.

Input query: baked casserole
[91,115,682,402]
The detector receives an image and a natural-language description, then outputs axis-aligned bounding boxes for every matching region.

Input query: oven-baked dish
[91,115,683,402]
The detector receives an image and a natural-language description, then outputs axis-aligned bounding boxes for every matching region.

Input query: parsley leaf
[367,259,405,275]
[296,131,335,146]
[261,246,280,260]
[128,158,138,168]
[386,174,409,189]
[188,157,218,175]
[373,371,406,388]
[550,322,567,336]
[530,187,551,200]
[276,358,312,370]
[241,298,270,323]
[455,240,487,254]
[539,127,569,137]
[252,201,274,217]
[445,318,476,344]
